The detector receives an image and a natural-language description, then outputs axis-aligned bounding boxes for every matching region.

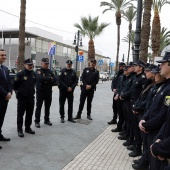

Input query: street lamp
[133,0,143,62]
[73,30,83,72]
[122,54,125,63]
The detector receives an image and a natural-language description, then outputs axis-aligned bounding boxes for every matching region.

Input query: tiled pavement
[62,125,135,170]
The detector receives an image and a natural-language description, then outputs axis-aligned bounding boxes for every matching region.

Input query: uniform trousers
[35,90,52,123]
[17,94,34,131]
[117,100,124,130]
[0,99,8,134]
[59,90,74,119]
[112,93,118,120]
[77,88,94,116]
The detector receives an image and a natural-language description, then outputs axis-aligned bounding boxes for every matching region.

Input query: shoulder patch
[165,96,170,106]
[142,74,146,78]
[14,76,18,81]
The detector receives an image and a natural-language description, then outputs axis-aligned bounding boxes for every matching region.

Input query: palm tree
[122,6,136,64]
[151,0,170,61]
[140,0,153,63]
[100,0,133,70]
[122,30,135,61]
[158,27,170,55]
[74,15,109,61]
[18,0,26,71]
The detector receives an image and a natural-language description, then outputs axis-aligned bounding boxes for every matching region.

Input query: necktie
[1,65,6,79]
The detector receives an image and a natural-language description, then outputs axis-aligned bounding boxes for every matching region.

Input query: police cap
[24,58,33,65]
[145,64,157,71]
[123,65,129,71]
[127,61,134,67]
[133,60,145,68]
[66,60,73,65]
[151,65,161,74]
[119,62,126,66]
[156,51,170,63]
[90,59,97,63]
[41,58,49,64]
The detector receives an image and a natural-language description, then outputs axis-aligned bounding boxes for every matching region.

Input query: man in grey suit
[0,49,12,149]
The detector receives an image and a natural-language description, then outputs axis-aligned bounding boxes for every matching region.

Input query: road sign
[77,55,84,62]
[98,60,103,66]
[110,62,114,67]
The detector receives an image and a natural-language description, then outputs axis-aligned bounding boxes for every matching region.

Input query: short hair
[0,49,5,52]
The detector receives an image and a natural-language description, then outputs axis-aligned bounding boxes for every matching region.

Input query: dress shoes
[132,162,149,170]
[35,122,40,128]
[111,128,122,132]
[0,134,10,141]
[68,118,76,123]
[61,118,65,123]
[127,145,136,151]
[123,140,133,146]
[133,159,141,164]
[129,149,142,157]
[119,131,125,136]
[18,131,24,138]
[118,134,128,140]
[108,119,117,125]
[0,146,2,149]
[74,114,81,119]
[87,115,93,120]
[44,120,52,126]
[25,128,35,134]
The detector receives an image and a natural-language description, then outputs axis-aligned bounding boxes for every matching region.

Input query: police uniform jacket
[13,69,36,97]
[116,74,127,95]
[152,106,170,159]
[130,72,147,101]
[142,79,170,132]
[132,79,155,114]
[120,72,136,100]
[36,68,56,91]
[81,67,99,90]
[111,69,123,91]
[58,68,78,91]
[0,65,12,99]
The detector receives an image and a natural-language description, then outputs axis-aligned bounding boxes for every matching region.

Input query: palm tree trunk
[18,0,26,71]
[116,24,120,71]
[127,23,132,64]
[140,0,152,63]
[88,39,95,60]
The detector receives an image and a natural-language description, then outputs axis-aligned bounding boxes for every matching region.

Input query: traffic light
[75,45,78,52]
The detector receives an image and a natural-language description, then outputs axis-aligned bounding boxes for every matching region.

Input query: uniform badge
[142,75,145,78]
[59,72,61,75]
[14,76,18,81]
[165,96,170,106]
[24,76,27,80]
[87,70,89,73]
[43,74,45,77]
[64,72,67,75]
[37,71,41,74]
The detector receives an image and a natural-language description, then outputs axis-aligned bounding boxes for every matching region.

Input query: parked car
[7,66,17,85]
[99,71,109,81]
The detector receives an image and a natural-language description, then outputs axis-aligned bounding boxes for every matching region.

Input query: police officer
[34,58,57,128]
[58,60,78,123]
[0,49,12,148]
[74,59,99,120]
[108,62,125,125]
[13,58,36,137]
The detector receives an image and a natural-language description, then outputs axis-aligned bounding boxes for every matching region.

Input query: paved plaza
[0,81,135,170]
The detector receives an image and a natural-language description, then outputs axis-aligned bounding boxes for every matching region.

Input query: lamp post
[122,54,125,63]
[133,0,143,62]
[73,30,83,72]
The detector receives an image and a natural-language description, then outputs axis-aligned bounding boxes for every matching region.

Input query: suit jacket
[0,65,12,99]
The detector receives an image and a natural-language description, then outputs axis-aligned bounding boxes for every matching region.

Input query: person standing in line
[13,58,36,137]
[34,58,57,128]
[58,60,78,123]
[108,62,125,125]
[74,59,99,120]
[0,49,12,148]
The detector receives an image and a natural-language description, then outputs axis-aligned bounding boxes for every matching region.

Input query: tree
[122,30,135,61]
[151,0,170,61]
[18,0,26,71]
[122,6,136,64]
[100,0,133,70]
[140,0,153,63]
[158,27,170,55]
[74,15,109,61]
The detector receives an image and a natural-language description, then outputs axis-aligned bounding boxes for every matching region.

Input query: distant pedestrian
[34,58,57,128]
[0,49,12,148]
[13,58,36,138]
[74,59,99,120]
[58,60,78,123]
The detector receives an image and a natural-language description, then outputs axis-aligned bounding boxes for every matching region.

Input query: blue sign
[98,60,103,66]
[48,45,56,55]
[110,62,114,67]
[77,55,84,62]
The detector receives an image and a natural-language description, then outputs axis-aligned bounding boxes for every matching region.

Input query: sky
[0,0,170,63]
